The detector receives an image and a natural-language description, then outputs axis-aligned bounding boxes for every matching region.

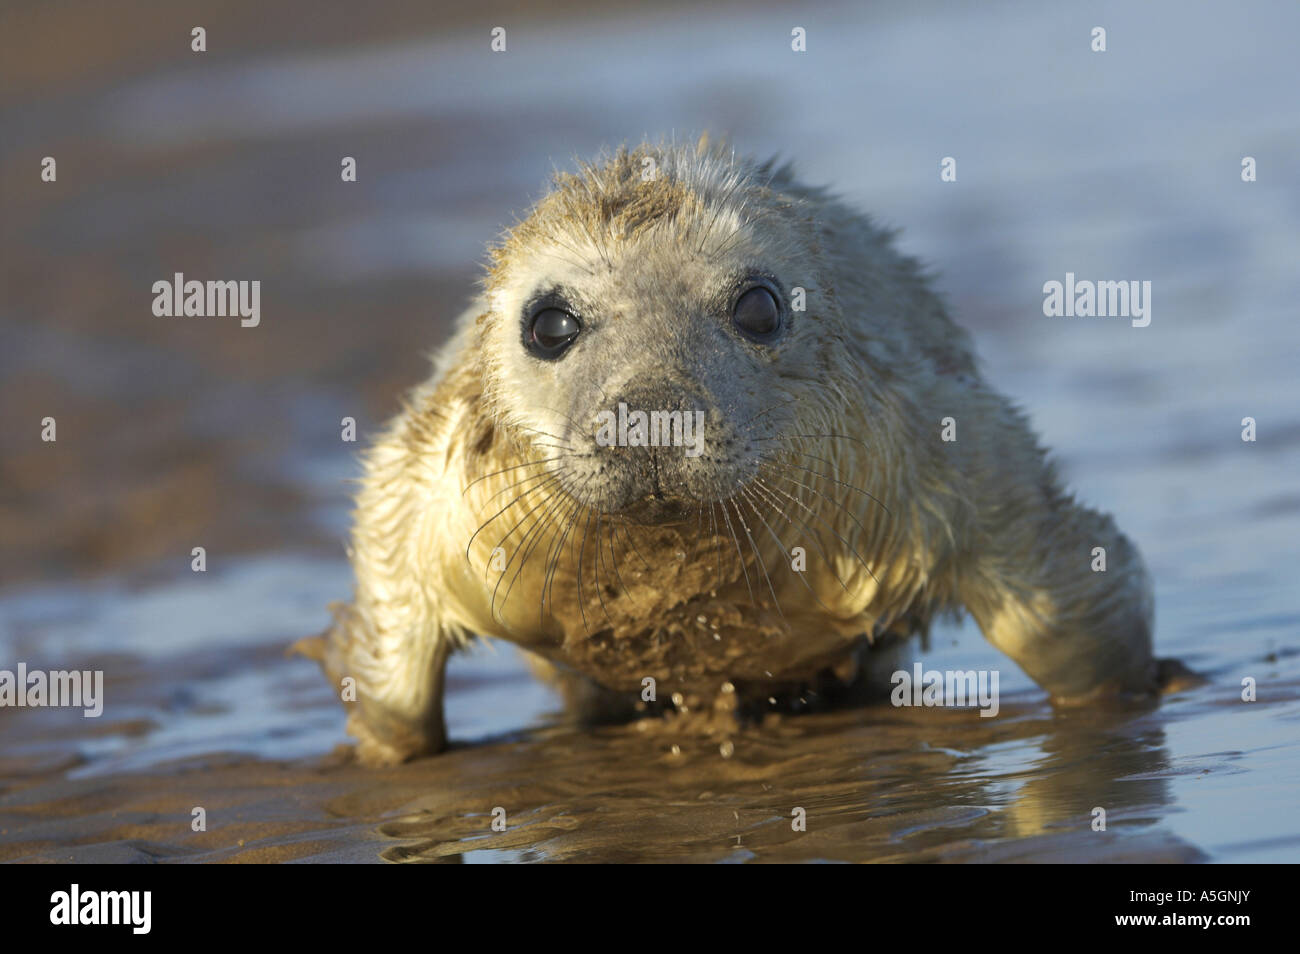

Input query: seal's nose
[585,382,732,523]
[595,386,711,463]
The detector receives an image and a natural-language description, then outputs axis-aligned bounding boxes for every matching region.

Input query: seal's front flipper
[1154,657,1205,695]
[961,495,1158,705]
[294,600,453,765]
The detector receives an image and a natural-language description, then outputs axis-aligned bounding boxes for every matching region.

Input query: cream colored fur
[295,137,1156,765]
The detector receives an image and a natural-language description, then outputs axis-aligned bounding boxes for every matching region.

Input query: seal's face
[481,147,836,526]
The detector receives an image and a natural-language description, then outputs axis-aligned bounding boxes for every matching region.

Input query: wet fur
[295,137,1157,765]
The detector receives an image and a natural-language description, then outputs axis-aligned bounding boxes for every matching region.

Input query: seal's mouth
[621,491,697,526]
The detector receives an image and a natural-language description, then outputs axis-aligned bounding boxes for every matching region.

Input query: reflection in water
[373,702,1208,864]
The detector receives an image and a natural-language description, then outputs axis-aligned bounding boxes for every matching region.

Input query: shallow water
[1,0,1298,862]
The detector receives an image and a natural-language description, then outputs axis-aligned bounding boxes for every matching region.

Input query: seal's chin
[620,492,698,527]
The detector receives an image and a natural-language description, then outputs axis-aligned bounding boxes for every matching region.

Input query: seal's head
[479,139,847,525]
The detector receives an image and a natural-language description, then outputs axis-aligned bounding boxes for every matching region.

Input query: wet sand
[3,577,1297,863]
[5,653,1271,863]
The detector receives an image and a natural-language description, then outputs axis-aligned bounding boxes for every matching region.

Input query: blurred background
[1,0,1297,862]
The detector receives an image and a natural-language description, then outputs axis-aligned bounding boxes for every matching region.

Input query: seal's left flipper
[958,482,1159,704]
[1154,657,1206,695]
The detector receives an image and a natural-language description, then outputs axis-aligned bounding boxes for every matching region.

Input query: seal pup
[296,136,1159,765]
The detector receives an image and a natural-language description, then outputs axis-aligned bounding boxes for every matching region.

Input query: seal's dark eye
[732,286,781,340]
[527,308,580,357]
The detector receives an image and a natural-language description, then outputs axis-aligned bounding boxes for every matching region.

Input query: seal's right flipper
[297,600,453,765]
